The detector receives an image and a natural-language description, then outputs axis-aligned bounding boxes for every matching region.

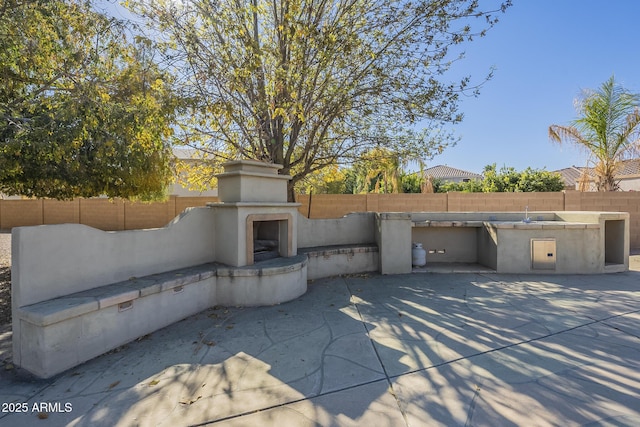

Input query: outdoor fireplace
[208,160,299,267]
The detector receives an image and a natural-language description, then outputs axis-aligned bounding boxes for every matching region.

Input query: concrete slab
[1,268,639,426]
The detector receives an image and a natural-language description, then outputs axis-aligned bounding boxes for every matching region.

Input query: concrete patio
[1,266,639,426]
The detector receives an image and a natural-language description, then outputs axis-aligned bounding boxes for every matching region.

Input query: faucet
[523,206,531,223]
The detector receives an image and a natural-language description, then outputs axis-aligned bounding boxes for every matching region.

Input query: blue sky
[430,0,640,174]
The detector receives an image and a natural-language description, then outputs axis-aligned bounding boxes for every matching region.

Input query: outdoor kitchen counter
[411,220,600,230]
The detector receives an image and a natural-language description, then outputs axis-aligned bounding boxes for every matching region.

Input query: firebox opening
[253,221,281,262]
[246,213,293,266]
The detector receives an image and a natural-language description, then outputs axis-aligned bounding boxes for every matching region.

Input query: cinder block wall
[578,192,640,248]
[0,196,219,232]
[43,199,80,225]
[295,191,640,248]
[296,194,367,219]
[0,200,43,228]
[447,192,565,212]
[124,199,176,230]
[377,193,448,212]
[3,191,640,247]
[295,192,566,218]
[79,199,126,230]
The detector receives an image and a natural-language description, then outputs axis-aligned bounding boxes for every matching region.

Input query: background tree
[334,147,404,194]
[549,76,640,191]
[400,172,425,194]
[436,177,482,193]
[297,163,346,194]
[434,164,563,192]
[306,162,563,194]
[0,0,177,199]
[481,164,564,192]
[130,0,511,200]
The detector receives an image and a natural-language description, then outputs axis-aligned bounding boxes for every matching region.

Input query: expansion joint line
[387,307,640,382]
[192,292,639,426]
[586,311,640,340]
[465,381,483,427]
[344,278,411,427]
[194,279,394,426]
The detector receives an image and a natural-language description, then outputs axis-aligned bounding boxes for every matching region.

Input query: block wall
[3,191,640,247]
[296,191,640,248]
[0,196,219,231]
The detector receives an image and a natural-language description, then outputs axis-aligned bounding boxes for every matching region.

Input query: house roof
[552,166,592,187]
[553,159,640,187]
[173,147,199,159]
[172,147,215,161]
[423,165,482,180]
[617,158,640,176]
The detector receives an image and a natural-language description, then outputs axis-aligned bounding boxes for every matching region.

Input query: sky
[430,0,640,174]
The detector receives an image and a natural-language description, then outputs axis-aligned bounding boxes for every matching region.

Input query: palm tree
[355,148,403,193]
[549,76,640,191]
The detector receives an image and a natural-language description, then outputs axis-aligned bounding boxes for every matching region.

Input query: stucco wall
[12,207,216,309]
[496,227,602,274]
[412,227,478,263]
[297,212,375,248]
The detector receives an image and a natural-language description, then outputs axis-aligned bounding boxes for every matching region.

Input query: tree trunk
[287,180,296,203]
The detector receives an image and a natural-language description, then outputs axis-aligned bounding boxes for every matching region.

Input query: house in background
[553,159,640,191]
[170,147,218,197]
[422,165,483,183]
[553,166,592,191]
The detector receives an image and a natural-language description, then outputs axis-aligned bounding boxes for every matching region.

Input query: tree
[0,0,177,200]
[549,76,640,191]
[337,147,403,193]
[400,172,424,194]
[129,0,511,200]
[434,164,563,192]
[436,177,482,192]
[516,166,565,192]
[296,163,346,194]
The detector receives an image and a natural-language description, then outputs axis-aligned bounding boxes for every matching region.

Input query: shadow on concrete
[0,277,409,426]
[0,269,639,426]
[340,272,640,426]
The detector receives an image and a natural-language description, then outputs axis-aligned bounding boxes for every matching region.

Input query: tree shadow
[0,276,409,426]
[341,272,640,426]
[1,270,639,426]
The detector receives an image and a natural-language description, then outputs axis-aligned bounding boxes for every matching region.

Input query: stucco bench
[299,244,379,279]
[16,264,218,329]
[14,263,218,378]
[14,256,308,379]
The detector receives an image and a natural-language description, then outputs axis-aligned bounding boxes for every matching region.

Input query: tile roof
[552,166,592,187]
[553,159,640,187]
[617,158,640,176]
[423,165,483,180]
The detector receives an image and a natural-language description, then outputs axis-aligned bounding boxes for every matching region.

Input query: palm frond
[548,124,593,150]
[550,76,640,191]
[616,108,640,157]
